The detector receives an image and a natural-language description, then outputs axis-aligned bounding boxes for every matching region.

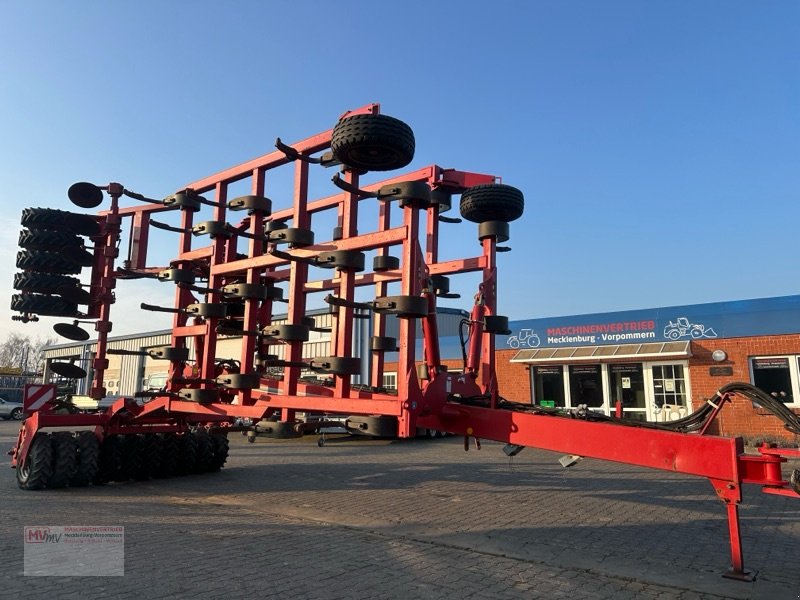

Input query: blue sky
[1,1,798,343]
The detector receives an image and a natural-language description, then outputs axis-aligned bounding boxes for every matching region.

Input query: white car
[0,396,24,420]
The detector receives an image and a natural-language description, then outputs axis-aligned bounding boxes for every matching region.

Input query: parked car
[0,395,24,420]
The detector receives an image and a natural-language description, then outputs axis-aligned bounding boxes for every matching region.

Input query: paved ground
[0,420,798,599]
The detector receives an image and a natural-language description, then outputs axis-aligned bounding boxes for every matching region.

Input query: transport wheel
[154,433,180,478]
[18,229,84,252]
[16,433,54,490]
[345,415,398,438]
[16,250,83,275]
[209,433,229,471]
[10,408,23,420]
[20,207,101,237]
[10,293,79,317]
[331,113,415,172]
[459,183,524,223]
[70,431,100,487]
[95,435,123,484]
[191,429,214,473]
[131,433,161,480]
[117,435,143,481]
[48,432,79,488]
[175,432,198,475]
[13,272,82,295]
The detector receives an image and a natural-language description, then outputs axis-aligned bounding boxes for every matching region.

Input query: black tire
[10,407,23,420]
[13,272,82,295]
[16,249,83,275]
[95,435,123,484]
[48,432,79,488]
[118,434,143,482]
[154,433,180,478]
[331,114,415,172]
[70,432,100,487]
[174,432,198,475]
[191,429,214,473]
[21,207,101,237]
[18,229,84,251]
[16,433,54,490]
[209,433,229,471]
[137,433,162,480]
[10,294,78,317]
[459,184,524,223]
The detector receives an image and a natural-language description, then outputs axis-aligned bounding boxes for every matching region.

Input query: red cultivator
[9,102,799,580]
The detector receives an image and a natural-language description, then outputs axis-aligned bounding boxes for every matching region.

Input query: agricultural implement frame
[9,102,800,581]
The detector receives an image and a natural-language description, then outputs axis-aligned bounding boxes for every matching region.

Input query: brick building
[480,295,800,442]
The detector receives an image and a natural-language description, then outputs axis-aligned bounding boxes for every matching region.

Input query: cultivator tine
[324,294,372,312]
[275,137,326,164]
[331,172,379,198]
[140,302,183,314]
[149,219,189,234]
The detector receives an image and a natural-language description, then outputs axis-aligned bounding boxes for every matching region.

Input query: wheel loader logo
[663,317,717,340]
[507,328,541,349]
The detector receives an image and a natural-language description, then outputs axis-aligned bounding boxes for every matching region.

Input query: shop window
[652,364,687,407]
[568,364,603,408]
[751,357,794,404]
[533,366,565,407]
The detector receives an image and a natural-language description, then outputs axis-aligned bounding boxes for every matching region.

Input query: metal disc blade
[50,362,87,379]
[57,286,92,305]
[67,181,104,209]
[53,322,90,341]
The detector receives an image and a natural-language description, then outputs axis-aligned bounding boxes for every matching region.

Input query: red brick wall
[690,335,800,441]
[387,335,800,441]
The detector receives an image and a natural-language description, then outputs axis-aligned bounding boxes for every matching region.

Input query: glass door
[609,363,646,421]
[650,363,689,421]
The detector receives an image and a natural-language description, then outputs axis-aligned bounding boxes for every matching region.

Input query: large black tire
[48,432,79,488]
[209,433,229,471]
[459,183,524,223]
[174,432,198,475]
[13,272,82,295]
[16,249,83,275]
[136,433,162,480]
[118,434,143,482]
[70,431,100,487]
[191,429,214,473]
[10,293,78,317]
[331,114,415,172]
[16,433,54,490]
[19,229,84,252]
[95,435,123,484]
[21,207,101,237]
[154,433,180,478]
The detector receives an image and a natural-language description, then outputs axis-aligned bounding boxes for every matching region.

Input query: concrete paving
[0,421,797,599]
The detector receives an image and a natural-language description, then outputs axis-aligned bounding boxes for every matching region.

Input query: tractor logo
[663,317,717,340]
[507,328,541,349]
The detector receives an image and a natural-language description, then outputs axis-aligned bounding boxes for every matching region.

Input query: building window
[651,364,687,408]
[532,366,565,408]
[751,357,795,404]
[382,372,397,391]
[568,364,603,408]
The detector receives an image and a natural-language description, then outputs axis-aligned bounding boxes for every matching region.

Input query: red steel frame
[11,102,799,580]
